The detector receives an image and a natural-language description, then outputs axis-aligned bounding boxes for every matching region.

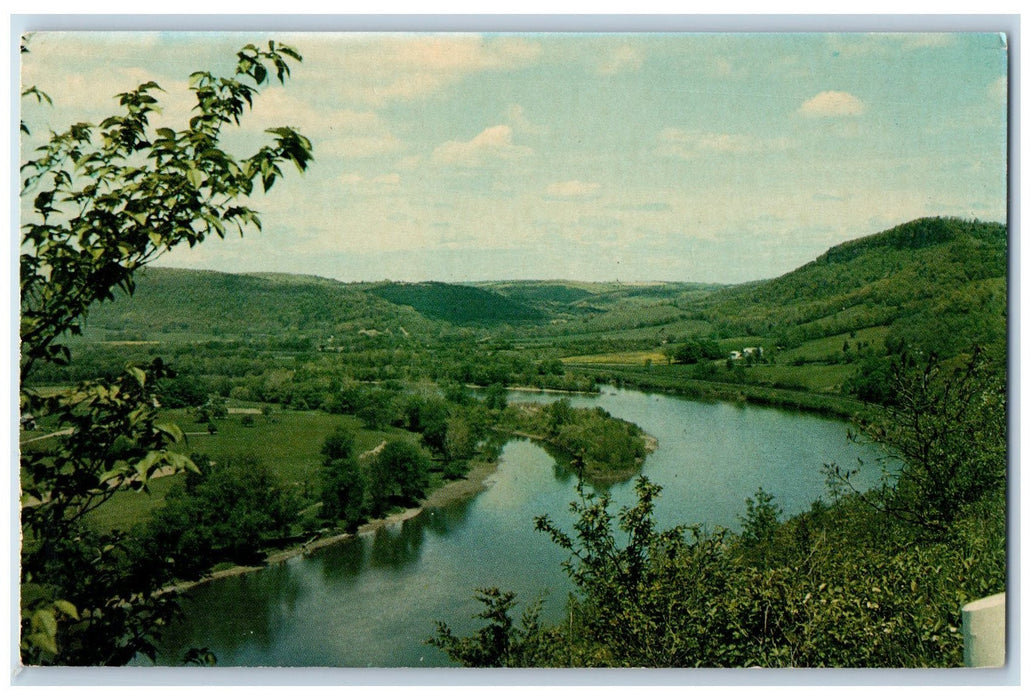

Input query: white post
[962,592,1006,667]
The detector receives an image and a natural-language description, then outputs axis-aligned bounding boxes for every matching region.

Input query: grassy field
[83,477,183,533]
[80,407,423,533]
[747,363,854,393]
[776,326,890,363]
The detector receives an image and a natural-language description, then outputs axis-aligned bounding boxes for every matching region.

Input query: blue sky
[19,31,1008,284]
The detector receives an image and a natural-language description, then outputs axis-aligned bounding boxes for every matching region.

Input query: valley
[19,216,1009,668]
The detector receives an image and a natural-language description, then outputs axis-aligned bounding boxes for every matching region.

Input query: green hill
[77,217,1007,368]
[690,217,1007,357]
[367,281,546,325]
[81,267,438,340]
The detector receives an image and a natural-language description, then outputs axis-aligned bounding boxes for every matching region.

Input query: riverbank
[574,363,874,421]
[163,458,501,594]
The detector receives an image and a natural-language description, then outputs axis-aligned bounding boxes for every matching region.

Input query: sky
[18,30,1009,284]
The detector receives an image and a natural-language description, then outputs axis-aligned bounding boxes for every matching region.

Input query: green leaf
[33,608,58,638]
[126,365,146,387]
[28,632,58,656]
[135,450,162,479]
[154,420,185,443]
[98,467,127,484]
[54,600,79,620]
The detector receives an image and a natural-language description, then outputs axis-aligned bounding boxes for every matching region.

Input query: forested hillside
[368,281,546,325]
[687,217,1007,357]
[80,268,437,340]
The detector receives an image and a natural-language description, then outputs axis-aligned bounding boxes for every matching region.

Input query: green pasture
[78,407,422,533]
[776,326,890,363]
[82,477,183,534]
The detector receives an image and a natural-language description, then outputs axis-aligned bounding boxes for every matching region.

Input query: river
[152,386,887,667]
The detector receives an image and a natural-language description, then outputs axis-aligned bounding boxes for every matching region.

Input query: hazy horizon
[20,31,1008,284]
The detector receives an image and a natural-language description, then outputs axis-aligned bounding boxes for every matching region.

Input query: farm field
[79,408,425,534]
[560,350,670,365]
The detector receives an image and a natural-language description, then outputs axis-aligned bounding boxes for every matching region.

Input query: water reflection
[422,495,475,535]
[159,562,305,663]
[369,518,425,570]
[316,535,365,582]
[156,386,888,667]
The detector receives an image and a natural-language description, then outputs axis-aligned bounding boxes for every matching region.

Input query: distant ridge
[80,217,1007,362]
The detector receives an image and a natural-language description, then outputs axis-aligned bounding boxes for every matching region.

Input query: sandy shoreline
[164,458,501,594]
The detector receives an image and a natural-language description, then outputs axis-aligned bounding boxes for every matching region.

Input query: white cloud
[658,128,792,158]
[245,92,405,159]
[397,155,423,171]
[545,180,601,199]
[798,91,867,118]
[321,135,405,159]
[296,34,541,106]
[336,172,402,188]
[598,45,643,75]
[431,125,533,166]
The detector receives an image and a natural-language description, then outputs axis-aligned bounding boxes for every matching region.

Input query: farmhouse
[728,347,764,361]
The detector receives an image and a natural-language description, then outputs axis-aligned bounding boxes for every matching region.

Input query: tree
[368,440,431,516]
[142,455,300,580]
[484,382,508,411]
[828,346,1006,534]
[737,487,782,566]
[19,41,312,665]
[429,588,558,667]
[319,428,366,530]
[672,340,703,364]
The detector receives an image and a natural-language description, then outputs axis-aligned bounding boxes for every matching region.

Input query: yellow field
[561,350,669,365]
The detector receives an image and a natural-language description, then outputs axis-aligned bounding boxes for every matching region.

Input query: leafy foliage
[738,487,782,564]
[368,440,432,517]
[667,337,723,364]
[829,347,1006,534]
[435,470,1004,667]
[140,455,300,580]
[500,399,649,481]
[319,428,367,531]
[429,588,560,667]
[19,41,311,664]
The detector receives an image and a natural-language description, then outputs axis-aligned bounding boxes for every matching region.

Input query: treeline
[28,332,595,409]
